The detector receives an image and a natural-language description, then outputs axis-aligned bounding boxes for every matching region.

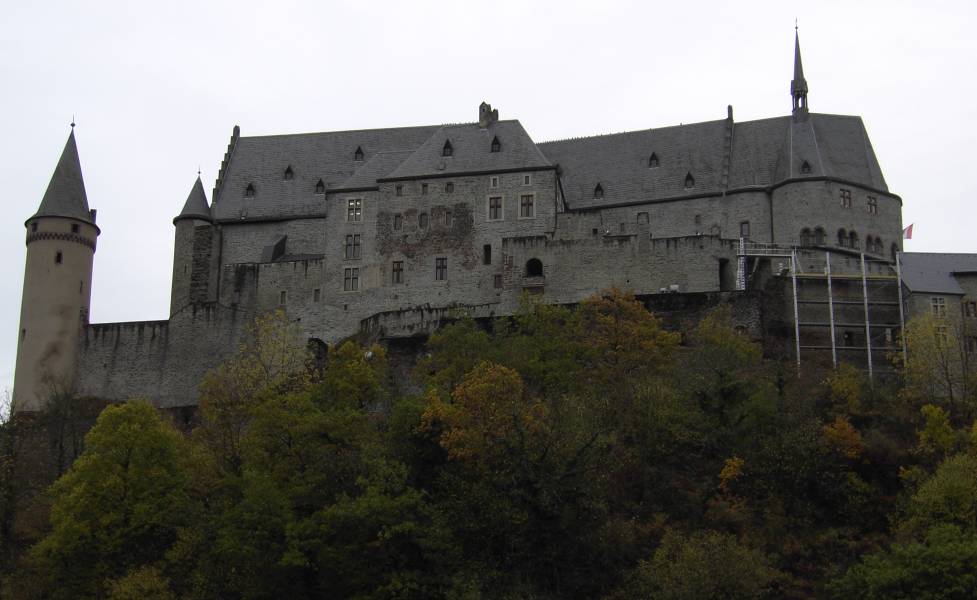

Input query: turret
[791,28,809,118]
[170,175,217,315]
[13,127,100,412]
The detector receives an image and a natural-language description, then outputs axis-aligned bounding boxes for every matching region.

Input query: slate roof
[334,150,415,191]
[213,124,440,220]
[538,113,888,209]
[382,120,551,180]
[900,253,977,295]
[32,130,94,224]
[174,176,211,223]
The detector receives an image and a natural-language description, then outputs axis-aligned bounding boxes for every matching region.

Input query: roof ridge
[240,123,442,140]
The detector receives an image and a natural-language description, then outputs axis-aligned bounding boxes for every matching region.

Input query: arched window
[315,179,325,194]
[593,183,604,199]
[684,172,695,188]
[814,227,826,245]
[442,140,453,157]
[526,258,543,277]
[837,229,847,247]
[800,228,812,246]
[648,153,659,168]
[849,231,859,250]
[354,146,364,161]
[245,183,256,198]
[490,136,501,152]
[800,160,811,174]
[284,166,294,180]
[874,237,884,254]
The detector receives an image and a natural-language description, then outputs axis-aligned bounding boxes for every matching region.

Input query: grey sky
[1,0,975,393]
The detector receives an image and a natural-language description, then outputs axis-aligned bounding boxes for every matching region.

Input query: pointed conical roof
[31,129,94,224]
[174,176,212,223]
[791,30,808,96]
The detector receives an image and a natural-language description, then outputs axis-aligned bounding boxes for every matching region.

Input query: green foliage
[106,566,176,600]
[613,529,781,599]
[29,401,188,599]
[905,454,977,535]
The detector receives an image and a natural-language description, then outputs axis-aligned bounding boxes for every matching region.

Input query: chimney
[478,101,499,128]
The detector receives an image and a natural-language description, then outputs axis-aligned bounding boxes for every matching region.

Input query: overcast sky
[1,0,975,394]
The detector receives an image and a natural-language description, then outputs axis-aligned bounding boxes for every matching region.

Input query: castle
[13,33,908,412]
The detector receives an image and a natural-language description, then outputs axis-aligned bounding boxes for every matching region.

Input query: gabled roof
[334,150,415,191]
[539,113,889,209]
[213,124,440,220]
[32,130,94,224]
[174,176,211,223]
[900,253,977,295]
[382,120,551,180]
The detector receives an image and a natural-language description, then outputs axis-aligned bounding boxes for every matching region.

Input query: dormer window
[648,153,659,168]
[315,179,325,194]
[442,140,453,157]
[245,183,255,198]
[684,172,695,188]
[354,146,364,161]
[593,183,604,199]
[490,136,501,152]
[284,166,294,180]
[800,160,812,174]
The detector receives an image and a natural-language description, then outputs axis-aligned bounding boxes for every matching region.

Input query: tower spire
[31,128,95,225]
[791,26,809,117]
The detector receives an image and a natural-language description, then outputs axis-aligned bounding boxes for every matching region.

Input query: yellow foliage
[824,364,865,415]
[718,456,745,493]
[822,416,863,461]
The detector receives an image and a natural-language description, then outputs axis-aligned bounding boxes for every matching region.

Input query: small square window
[71,223,79,233]
[445,182,454,193]
[739,221,750,238]
[966,301,977,318]
[421,183,428,195]
[395,185,403,197]
[493,274,502,289]
[490,176,499,189]
[392,261,404,284]
[523,174,532,186]
[314,288,321,302]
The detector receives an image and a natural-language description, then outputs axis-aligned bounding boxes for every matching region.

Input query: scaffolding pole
[791,249,801,375]
[826,252,837,367]
[895,252,908,366]
[861,253,874,383]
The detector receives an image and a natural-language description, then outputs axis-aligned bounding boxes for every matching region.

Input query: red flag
[903,224,914,240]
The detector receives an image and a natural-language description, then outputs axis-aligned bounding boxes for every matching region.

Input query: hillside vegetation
[2,290,977,599]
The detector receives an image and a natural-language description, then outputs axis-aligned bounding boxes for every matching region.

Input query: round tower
[170,175,214,315]
[13,128,99,412]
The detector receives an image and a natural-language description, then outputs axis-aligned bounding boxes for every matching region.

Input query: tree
[901,314,976,417]
[29,401,188,599]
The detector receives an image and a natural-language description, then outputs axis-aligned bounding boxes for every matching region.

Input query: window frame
[523,173,532,186]
[392,260,404,285]
[840,188,852,209]
[867,196,878,215]
[489,175,499,189]
[519,193,536,219]
[739,221,750,239]
[435,257,447,281]
[343,267,360,292]
[931,296,947,318]
[344,234,362,260]
[393,214,403,230]
[346,198,363,222]
[487,195,504,221]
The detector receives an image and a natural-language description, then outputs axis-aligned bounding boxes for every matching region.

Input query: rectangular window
[967,301,977,318]
[840,189,852,208]
[483,244,492,265]
[71,223,79,233]
[932,296,947,318]
[392,261,404,284]
[867,196,878,215]
[694,214,702,226]
[394,214,403,230]
[344,234,361,259]
[344,268,359,291]
[435,257,447,281]
[445,182,454,193]
[490,176,499,189]
[279,290,287,305]
[421,183,428,195]
[347,198,362,222]
[488,196,503,220]
[313,288,321,302]
[395,184,403,197]
[444,210,452,227]
[519,194,535,218]
[739,221,750,238]
[523,174,532,186]
[493,274,503,289]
